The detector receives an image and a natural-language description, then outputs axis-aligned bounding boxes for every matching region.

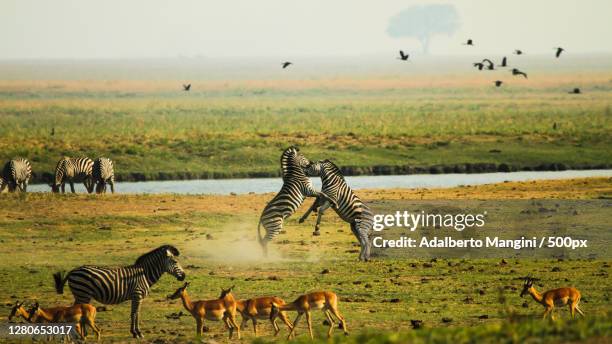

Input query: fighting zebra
[50,157,94,193]
[0,158,32,192]
[257,146,337,256]
[93,157,115,194]
[299,159,373,261]
[53,245,185,338]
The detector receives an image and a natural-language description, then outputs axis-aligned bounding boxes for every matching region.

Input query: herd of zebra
[0,156,115,194]
[258,146,374,261]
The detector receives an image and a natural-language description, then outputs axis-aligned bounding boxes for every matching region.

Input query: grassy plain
[0,178,610,343]
[0,57,611,181]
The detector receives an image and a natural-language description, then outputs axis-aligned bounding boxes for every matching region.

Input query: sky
[1,0,611,59]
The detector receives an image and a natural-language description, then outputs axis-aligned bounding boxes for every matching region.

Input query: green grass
[1,76,611,181]
[0,188,609,343]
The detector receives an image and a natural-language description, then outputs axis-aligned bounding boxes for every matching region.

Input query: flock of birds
[180,39,581,95]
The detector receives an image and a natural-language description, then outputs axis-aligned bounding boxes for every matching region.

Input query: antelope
[8,301,36,322]
[520,277,585,320]
[270,291,348,340]
[27,302,101,340]
[167,282,241,339]
[235,297,293,336]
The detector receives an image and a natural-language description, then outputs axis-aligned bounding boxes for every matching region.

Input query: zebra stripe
[1,158,32,193]
[52,157,94,193]
[257,147,336,256]
[54,245,185,338]
[93,157,115,194]
[300,159,374,261]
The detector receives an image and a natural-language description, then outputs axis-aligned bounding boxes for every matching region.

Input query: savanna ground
[0,56,611,181]
[0,178,610,343]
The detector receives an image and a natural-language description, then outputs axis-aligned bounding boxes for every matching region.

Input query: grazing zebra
[1,158,32,193]
[257,147,337,256]
[93,157,115,194]
[299,159,373,261]
[50,157,94,193]
[53,245,186,338]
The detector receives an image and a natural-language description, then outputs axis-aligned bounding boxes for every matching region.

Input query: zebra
[257,146,337,256]
[53,245,185,338]
[93,157,115,194]
[1,158,32,193]
[298,159,373,261]
[50,157,94,193]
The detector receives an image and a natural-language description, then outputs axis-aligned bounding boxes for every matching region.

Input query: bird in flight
[514,49,523,55]
[498,57,508,67]
[494,80,503,87]
[463,39,474,46]
[183,84,191,91]
[282,62,292,69]
[482,58,495,70]
[473,62,484,71]
[555,47,565,58]
[511,68,528,78]
[398,50,409,61]
[568,87,581,94]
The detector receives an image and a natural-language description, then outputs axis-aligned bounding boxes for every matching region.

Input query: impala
[520,277,584,320]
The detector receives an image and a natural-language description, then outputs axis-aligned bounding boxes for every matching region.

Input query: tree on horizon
[387,4,460,55]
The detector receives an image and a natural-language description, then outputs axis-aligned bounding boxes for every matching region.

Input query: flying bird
[569,88,581,94]
[494,80,503,87]
[482,58,495,70]
[514,49,523,55]
[555,47,564,58]
[498,57,507,67]
[182,84,191,91]
[473,62,484,71]
[511,68,528,78]
[463,39,474,46]
[398,50,409,61]
[282,62,292,69]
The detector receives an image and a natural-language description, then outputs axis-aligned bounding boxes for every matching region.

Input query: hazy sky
[1,0,611,59]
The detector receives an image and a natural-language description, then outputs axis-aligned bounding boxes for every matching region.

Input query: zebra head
[164,247,186,281]
[280,146,311,178]
[304,160,323,177]
[135,245,186,283]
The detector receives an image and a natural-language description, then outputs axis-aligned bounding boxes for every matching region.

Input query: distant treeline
[29,162,611,184]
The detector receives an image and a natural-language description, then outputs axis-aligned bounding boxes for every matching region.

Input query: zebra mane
[321,159,345,181]
[135,245,180,265]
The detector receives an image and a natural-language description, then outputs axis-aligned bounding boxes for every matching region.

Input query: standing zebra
[299,160,373,261]
[257,147,337,256]
[93,157,115,194]
[53,245,186,338]
[1,158,32,192]
[50,157,94,193]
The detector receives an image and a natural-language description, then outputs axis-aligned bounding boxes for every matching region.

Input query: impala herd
[7,276,584,341]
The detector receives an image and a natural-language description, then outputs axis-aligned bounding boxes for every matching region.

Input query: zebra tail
[53,271,68,294]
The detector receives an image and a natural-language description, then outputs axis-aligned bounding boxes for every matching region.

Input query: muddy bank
[28,162,612,184]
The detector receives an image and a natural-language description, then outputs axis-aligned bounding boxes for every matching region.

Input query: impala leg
[223,315,233,339]
[288,313,302,340]
[325,309,335,337]
[196,318,203,337]
[271,316,280,336]
[279,311,293,334]
[229,314,241,339]
[305,311,314,340]
[329,306,348,335]
[253,317,258,336]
